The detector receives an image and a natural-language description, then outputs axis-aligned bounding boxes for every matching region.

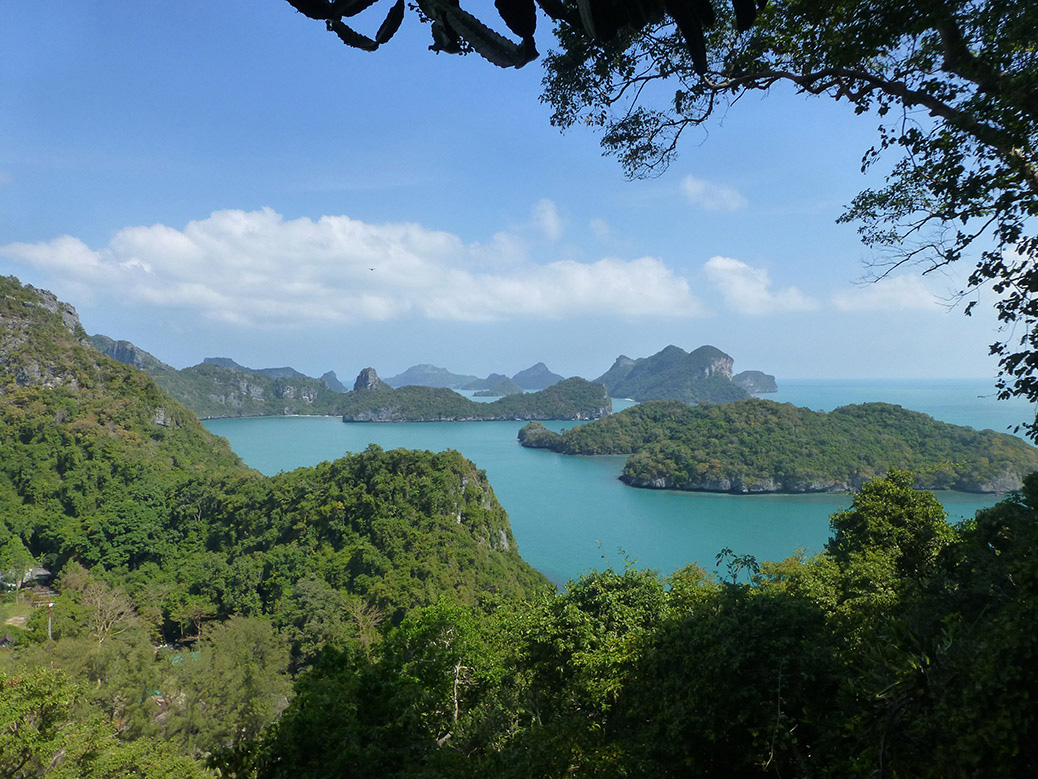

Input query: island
[593,344,774,403]
[511,362,565,389]
[342,369,610,422]
[385,363,481,388]
[518,398,1038,493]
[474,377,524,397]
[733,370,778,393]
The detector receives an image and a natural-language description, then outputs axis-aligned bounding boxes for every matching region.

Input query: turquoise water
[203,380,1034,586]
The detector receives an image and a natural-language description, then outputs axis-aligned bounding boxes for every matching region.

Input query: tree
[0,535,35,589]
[81,581,140,646]
[0,668,209,779]
[282,1,763,71]
[167,616,291,759]
[292,0,1038,432]
[541,0,1038,432]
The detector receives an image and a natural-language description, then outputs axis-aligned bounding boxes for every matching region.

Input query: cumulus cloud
[681,175,748,212]
[532,198,564,242]
[831,275,945,311]
[703,256,818,315]
[0,208,705,327]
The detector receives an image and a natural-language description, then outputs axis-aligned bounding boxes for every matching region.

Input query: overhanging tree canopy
[285,0,1038,435]
[282,0,765,70]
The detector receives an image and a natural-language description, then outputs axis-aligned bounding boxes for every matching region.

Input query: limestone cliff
[593,345,748,404]
[733,370,778,393]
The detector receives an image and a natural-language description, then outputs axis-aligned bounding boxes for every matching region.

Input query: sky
[0,2,1010,383]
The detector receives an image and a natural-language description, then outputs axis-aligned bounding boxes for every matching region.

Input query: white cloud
[532,198,564,242]
[831,275,945,311]
[703,255,818,315]
[0,208,705,327]
[681,175,748,212]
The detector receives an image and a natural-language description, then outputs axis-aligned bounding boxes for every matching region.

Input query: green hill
[474,377,523,397]
[519,398,1038,493]
[91,337,351,418]
[151,362,348,418]
[341,371,611,421]
[385,363,480,388]
[0,276,548,629]
[511,362,565,390]
[593,345,754,403]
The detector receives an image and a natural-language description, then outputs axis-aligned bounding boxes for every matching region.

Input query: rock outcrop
[321,370,348,393]
[91,334,172,372]
[593,345,748,404]
[511,362,564,390]
[354,367,388,392]
[733,370,778,394]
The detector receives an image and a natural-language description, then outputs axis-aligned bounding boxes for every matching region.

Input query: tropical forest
[2,0,1038,776]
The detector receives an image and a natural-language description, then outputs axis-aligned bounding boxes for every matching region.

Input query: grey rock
[354,367,388,392]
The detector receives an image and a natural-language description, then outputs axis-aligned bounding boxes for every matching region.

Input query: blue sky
[0,2,1007,383]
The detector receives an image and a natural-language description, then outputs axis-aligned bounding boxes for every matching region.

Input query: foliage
[0,667,210,778]
[254,472,1038,776]
[165,617,292,758]
[340,377,611,421]
[520,397,1038,492]
[595,344,750,404]
[473,377,523,397]
[539,0,1038,433]
[150,363,347,419]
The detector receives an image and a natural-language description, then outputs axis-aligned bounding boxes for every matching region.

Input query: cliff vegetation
[519,398,1038,493]
[594,344,767,403]
[341,372,610,422]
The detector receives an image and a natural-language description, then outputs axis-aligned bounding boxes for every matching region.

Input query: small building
[25,567,51,583]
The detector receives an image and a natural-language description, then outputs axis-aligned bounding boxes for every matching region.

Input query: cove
[203,379,1027,586]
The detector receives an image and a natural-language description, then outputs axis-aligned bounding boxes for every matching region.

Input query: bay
[203,379,1035,586]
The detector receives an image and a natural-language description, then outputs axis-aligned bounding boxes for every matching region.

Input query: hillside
[463,372,511,390]
[733,370,778,393]
[385,363,480,388]
[593,345,772,403]
[341,370,610,421]
[152,362,348,418]
[90,333,174,372]
[474,376,524,397]
[91,337,350,418]
[512,362,565,390]
[518,398,1038,493]
[0,276,548,625]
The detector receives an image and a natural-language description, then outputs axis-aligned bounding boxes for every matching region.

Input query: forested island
[593,344,773,403]
[341,368,610,422]
[519,398,1038,493]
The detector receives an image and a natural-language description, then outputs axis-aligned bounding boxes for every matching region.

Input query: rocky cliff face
[354,367,388,392]
[620,472,862,494]
[687,345,734,378]
[594,345,748,404]
[321,370,348,393]
[0,279,95,390]
[91,334,172,372]
[733,370,778,393]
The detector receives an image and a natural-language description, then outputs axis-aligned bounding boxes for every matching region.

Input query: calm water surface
[204,380,1034,586]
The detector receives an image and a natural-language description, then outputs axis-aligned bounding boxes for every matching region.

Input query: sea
[203,379,1036,587]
